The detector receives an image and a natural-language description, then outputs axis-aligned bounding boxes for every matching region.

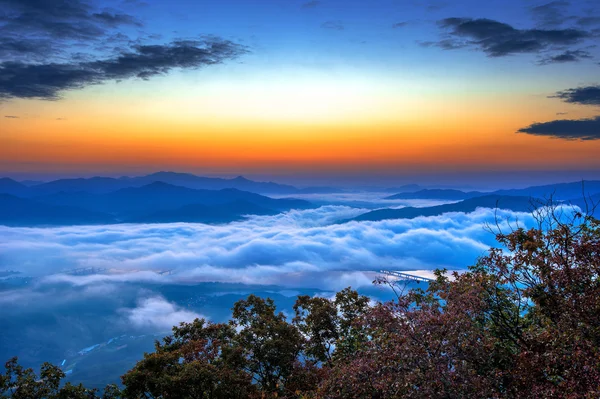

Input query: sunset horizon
[2,0,600,182]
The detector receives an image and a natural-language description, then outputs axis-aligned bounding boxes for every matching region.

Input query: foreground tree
[121,319,255,399]
[320,207,600,398]
[292,288,370,365]
[0,358,116,399]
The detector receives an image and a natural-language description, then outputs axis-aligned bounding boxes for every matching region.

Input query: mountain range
[0,182,314,226]
[0,172,342,197]
[385,181,600,202]
[0,194,116,226]
[349,195,539,222]
[2,174,599,226]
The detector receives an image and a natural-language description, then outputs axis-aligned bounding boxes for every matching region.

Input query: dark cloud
[392,22,410,29]
[4,115,19,118]
[121,0,149,7]
[551,85,600,105]
[0,0,143,66]
[301,1,321,9]
[528,2,600,29]
[518,116,600,140]
[530,1,571,28]
[538,49,592,64]
[0,39,248,100]
[0,38,56,60]
[426,2,448,12]
[419,39,468,50]
[91,11,142,28]
[321,21,344,31]
[576,16,600,27]
[0,62,99,100]
[0,0,140,46]
[0,0,248,101]
[435,17,589,57]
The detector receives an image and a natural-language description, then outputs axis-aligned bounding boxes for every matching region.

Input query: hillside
[0,172,339,196]
[349,195,536,222]
[34,182,312,217]
[385,189,483,200]
[384,181,600,202]
[129,200,278,224]
[0,183,313,225]
[0,194,115,226]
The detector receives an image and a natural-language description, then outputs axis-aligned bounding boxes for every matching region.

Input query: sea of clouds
[0,205,538,291]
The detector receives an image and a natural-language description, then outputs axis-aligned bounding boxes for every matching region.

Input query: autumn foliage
[3,208,600,398]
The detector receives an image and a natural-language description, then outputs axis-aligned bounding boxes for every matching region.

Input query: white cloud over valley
[120,296,204,331]
[0,205,537,290]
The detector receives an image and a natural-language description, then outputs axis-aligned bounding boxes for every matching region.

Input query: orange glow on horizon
[2,79,599,176]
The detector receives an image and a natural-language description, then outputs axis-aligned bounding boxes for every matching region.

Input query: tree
[0,358,111,399]
[319,208,600,398]
[121,319,255,399]
[474,207,600,397]
[231,295,304,396]
[293,288,370,365]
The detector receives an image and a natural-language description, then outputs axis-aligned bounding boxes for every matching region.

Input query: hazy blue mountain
[18,180,45,187]
[382,184,422,193]
[383,181,600,202]
[0,178,31,197]
[296,186,346,194]
[494,181,600,201]
[34,182,313,219]
[28,177,130,195]
[385,189,484,200]
[0,194,115,226]
[130,200,277,224]
[348,195,536,222]
[8,171,339,196]
[124,172,300,194]
[565,193,600,213]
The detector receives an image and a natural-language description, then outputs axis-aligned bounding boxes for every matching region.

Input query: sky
[1,0,600,185]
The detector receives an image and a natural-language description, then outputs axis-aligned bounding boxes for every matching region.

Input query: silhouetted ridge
[0,178,30,197]
[130,200,277,224]
[19,182,313,224]
[385,181,600,201]
[349,195,537,222]
[0,194,115,226]
[386,189,483,200]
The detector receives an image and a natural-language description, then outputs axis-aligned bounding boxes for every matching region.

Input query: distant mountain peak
[146,171,192,178]
[0,177,21,184]
[232,176,249,181]
[142,181,178,188]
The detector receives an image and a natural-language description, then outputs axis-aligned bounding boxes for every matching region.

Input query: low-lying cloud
[0,206,538,290]
[120,296,203,331]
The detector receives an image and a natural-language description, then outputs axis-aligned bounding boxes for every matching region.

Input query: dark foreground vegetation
[2,206,600,398]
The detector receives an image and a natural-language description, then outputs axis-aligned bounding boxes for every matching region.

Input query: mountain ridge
[348,195,539,223]
[0,172,342,196]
